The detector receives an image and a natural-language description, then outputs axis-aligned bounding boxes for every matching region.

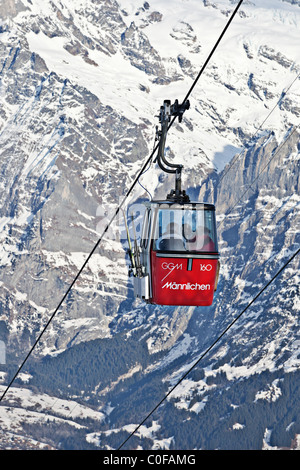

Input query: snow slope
[0,0,299,450]
[22,0,300,173]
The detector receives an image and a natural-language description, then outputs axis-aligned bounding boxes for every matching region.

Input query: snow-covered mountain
[0,0,299,450]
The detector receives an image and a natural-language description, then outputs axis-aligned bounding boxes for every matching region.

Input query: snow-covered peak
[6,0,299,173]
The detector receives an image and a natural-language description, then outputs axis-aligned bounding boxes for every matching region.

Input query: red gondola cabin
[127,99,220,306]
[133,200,220,306]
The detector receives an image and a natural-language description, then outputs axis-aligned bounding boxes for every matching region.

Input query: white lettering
[103,455,138,467]
[161,262,183,283]
[199,264,212,271]
[147,454,196,465]
[0,340,5,365]
[162,281,211,291]
[161,262,183,271]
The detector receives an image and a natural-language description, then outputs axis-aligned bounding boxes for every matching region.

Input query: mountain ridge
[0,0,299,450]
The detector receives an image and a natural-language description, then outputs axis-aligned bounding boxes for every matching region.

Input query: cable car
[126,99,220,306]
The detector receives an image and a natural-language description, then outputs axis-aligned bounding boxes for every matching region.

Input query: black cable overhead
[218,124,300,229]
[117,117,300,449]
[0,0,244,404]
[211,71,300,202]
[116,59,300,450]
[118,246,300,450]
[51,126,300,422]
[2,2,298,451]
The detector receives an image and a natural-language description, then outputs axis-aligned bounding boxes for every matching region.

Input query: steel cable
[117,245,300,449]
[0,0,244,403]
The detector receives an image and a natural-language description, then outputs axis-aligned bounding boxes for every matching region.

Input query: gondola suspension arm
[154,99,190,203]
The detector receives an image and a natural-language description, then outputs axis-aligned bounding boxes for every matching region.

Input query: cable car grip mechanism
[154,99,190,203]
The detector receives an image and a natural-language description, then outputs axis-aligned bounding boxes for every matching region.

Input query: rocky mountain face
[0,0,151,358]
[0,0,299,450]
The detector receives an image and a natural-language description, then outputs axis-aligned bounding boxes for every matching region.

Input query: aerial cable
[117,245,300,450]
[165,0,244,135]
[209,124,299,314]
[212,71,300,199]
[0,1,244,404]
[218,124,299,229]
[136,131,157,200]
[52,133,300,421]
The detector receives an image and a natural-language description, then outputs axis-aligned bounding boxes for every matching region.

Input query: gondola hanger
[128,99,220,307]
